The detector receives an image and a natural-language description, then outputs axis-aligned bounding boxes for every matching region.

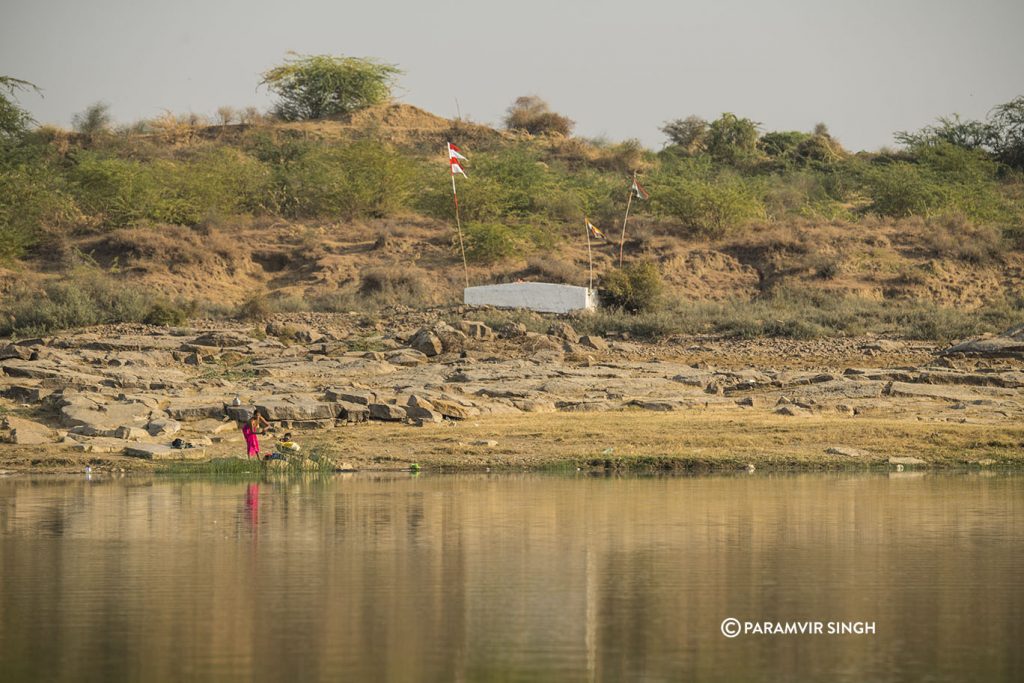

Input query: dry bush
[87,225,237,272]
[523,255,581,284]
[918,212,1003,264]
[357,265,433,306]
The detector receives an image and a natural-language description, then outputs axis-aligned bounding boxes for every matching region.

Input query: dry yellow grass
[302,409,1024,471]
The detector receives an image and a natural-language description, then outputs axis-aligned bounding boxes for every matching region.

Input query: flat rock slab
[888,381,1015,402]
[61,400,151,429]
[125,444,207,460]
[256,399,339,421]
[825,447,871,458]
[889,456,927,466]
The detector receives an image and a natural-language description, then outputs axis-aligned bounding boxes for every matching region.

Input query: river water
[0,472,1020,682]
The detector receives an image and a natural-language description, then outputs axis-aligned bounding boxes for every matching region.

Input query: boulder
[406,394,436,410]
[456,321,495,341]
[0,344,34,361]
[147,419,182,437]
[325,388,376,405]
[337,401,370,423]
[368,403,407,421]
[775,405,812,417]
[498,322,528,338]
[942,325,1024,358]
[60,399,150,430]
[432,398,480,420]
[255,400,339,422]
[579,335,608,351]
[4,416,55,445]
[511,399,556,413]
[166,402,227,421]
[0,385,52,403]
[405,405,443,422]
[387,349,428,367]
[547,322,580,344]
[410,330,443,357]
[114,426,149,441]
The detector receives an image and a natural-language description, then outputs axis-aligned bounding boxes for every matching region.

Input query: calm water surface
[0,472,1021,682]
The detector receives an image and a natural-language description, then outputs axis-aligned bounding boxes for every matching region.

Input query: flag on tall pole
[448,142,469,288]
[630,176,649,200]
[618,171,647,267]
[584,216,605,290]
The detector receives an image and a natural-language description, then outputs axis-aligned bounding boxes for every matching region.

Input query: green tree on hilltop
[259,53,402,121]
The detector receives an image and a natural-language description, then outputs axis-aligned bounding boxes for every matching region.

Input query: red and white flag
[630,176,649,200]
[448,142,468,177]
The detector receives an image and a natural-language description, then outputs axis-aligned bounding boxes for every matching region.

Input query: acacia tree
[0,76,39,141]
[259,54,401,121]
[503,96,574,136]
[72,102,113,137]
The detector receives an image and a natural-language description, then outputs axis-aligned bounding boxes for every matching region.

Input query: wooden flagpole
[450,147,468,288]
[452,170,469,288]
[618,172,636,268]
[585,216,594,290]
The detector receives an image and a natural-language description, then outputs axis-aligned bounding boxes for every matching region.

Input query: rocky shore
[2,311,1023,473]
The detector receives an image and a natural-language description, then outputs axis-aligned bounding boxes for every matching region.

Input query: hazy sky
[3,0,1022,151]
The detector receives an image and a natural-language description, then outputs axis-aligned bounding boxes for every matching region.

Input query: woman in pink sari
[241,411,268,459]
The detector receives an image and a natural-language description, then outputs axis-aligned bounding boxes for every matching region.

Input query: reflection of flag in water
[448,142,467,177]
[586,217,606,241]
[630,176,649,200]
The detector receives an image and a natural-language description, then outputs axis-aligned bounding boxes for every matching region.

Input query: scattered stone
[471,440,498,447]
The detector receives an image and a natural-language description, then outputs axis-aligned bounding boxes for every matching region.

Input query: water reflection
[0,472,1021,682]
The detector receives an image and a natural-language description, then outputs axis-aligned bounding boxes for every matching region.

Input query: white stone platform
[464,283,597,314]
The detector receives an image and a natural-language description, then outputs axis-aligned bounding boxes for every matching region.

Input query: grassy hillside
[2,102,1024,340]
